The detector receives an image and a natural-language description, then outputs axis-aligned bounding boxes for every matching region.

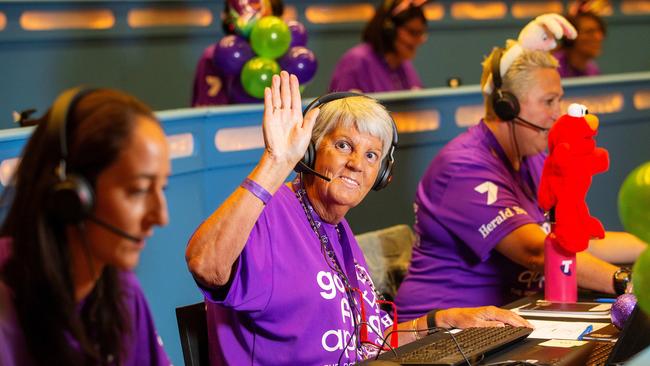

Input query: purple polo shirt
[201,185,393,365]
[395,121,548,321]
[329,43,423,93]
[553,49,600,78]
[0,239,170,366]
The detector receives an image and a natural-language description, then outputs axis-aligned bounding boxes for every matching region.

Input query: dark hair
[222,0,285,35]
[563,11,607,48]
[0,89,156,365]
[362,0,427,55]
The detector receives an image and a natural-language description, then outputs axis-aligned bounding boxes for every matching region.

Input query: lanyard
[292,178,360,292]
[291,177,398,351]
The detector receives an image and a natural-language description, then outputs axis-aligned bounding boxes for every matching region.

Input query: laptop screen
[607,305,650,364]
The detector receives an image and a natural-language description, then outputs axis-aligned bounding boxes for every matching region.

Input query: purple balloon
[212,35,254,76]
[611,293,637,329]
[287,20,308,47]
[278,47,318,84]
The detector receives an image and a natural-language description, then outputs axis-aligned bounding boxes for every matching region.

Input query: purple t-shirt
[201,184,393,365]
[553,49,600,78]
[329,43,423,93]
[395,121,548,320]
[0,240,170,366]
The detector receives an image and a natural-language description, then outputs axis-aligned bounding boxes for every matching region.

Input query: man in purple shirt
[329,1,426,93]
[396,33,645,321]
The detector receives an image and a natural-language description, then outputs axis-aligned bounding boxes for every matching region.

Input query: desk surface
[483,292,617,366]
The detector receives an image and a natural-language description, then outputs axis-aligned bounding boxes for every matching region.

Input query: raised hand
[262,71,320,169]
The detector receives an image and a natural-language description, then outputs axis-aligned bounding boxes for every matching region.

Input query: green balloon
[618,161,650,244]
[250,16,291,59]
[633,248,650,315]
[240,57,280,99]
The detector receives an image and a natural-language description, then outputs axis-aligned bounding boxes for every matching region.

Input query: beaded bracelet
[240,178,272,205]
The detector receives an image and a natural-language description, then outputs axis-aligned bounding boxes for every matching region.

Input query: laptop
[484,304,650,366]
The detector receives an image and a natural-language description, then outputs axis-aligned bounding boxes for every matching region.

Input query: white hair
[311,96,394,159]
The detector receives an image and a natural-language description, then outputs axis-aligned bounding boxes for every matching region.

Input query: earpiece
[294,92,398,191]
[46,87,96,224]
[381,0,398,46]
[491,48,521,122]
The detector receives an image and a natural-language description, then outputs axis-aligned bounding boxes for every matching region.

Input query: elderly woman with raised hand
[395,14,646,322]
[185,71,530,365]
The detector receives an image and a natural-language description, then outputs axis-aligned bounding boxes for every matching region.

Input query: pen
[595,298,616,303]
[578,325,593,340]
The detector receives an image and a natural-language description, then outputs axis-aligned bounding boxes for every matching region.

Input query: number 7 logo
[474,181,498,205]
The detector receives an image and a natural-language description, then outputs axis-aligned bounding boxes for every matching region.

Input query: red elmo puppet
[538,103,609,253]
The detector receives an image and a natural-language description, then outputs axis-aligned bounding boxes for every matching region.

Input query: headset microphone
[87,215,143,243]
[514,116,550,133]
[296,161,331,182]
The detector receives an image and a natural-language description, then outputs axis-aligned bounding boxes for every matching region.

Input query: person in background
[554,10,606,77]
[185,71,530,365]
[191,0,285,106]
[395,25,646,321]
[329,0,427,93]
[0,88,171,365]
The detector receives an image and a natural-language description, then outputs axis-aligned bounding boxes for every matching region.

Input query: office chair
[356,224,416,301]
[176,301,209,366]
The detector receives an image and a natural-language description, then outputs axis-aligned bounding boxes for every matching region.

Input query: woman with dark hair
[329,0,427,93]
[0,88,171,365]
[554,10,607,77]
[192,0,285,106]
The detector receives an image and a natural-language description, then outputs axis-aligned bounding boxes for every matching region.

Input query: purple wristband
[241,178,272,205]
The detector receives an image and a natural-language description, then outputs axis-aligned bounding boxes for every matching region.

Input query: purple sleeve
[191,45,230,107]
[200,212,273,312]
[121,272,171,366]
[435,164,538,261]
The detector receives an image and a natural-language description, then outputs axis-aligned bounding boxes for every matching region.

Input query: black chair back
[175,302,209,366]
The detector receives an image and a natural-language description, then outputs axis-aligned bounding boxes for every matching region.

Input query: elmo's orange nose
[584,114,599,131]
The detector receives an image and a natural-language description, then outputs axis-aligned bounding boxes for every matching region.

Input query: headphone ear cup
[492,90,520,121]
[373,158,394,191]
[48,174,94,224]
[293,142,316,175]
[382,18,396,45]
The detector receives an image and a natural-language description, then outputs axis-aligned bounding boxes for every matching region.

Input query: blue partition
[1,73,649,364]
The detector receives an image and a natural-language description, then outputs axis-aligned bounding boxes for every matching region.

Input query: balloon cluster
[213,0,318,100]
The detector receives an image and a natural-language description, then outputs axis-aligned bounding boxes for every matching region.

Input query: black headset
[491,47,521,122]
[381,0,398,43]
[46,87,96,224]
[293,92,398,191]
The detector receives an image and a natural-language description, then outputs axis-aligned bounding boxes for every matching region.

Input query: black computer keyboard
[383,326,533,366]
[585,341,615,366]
